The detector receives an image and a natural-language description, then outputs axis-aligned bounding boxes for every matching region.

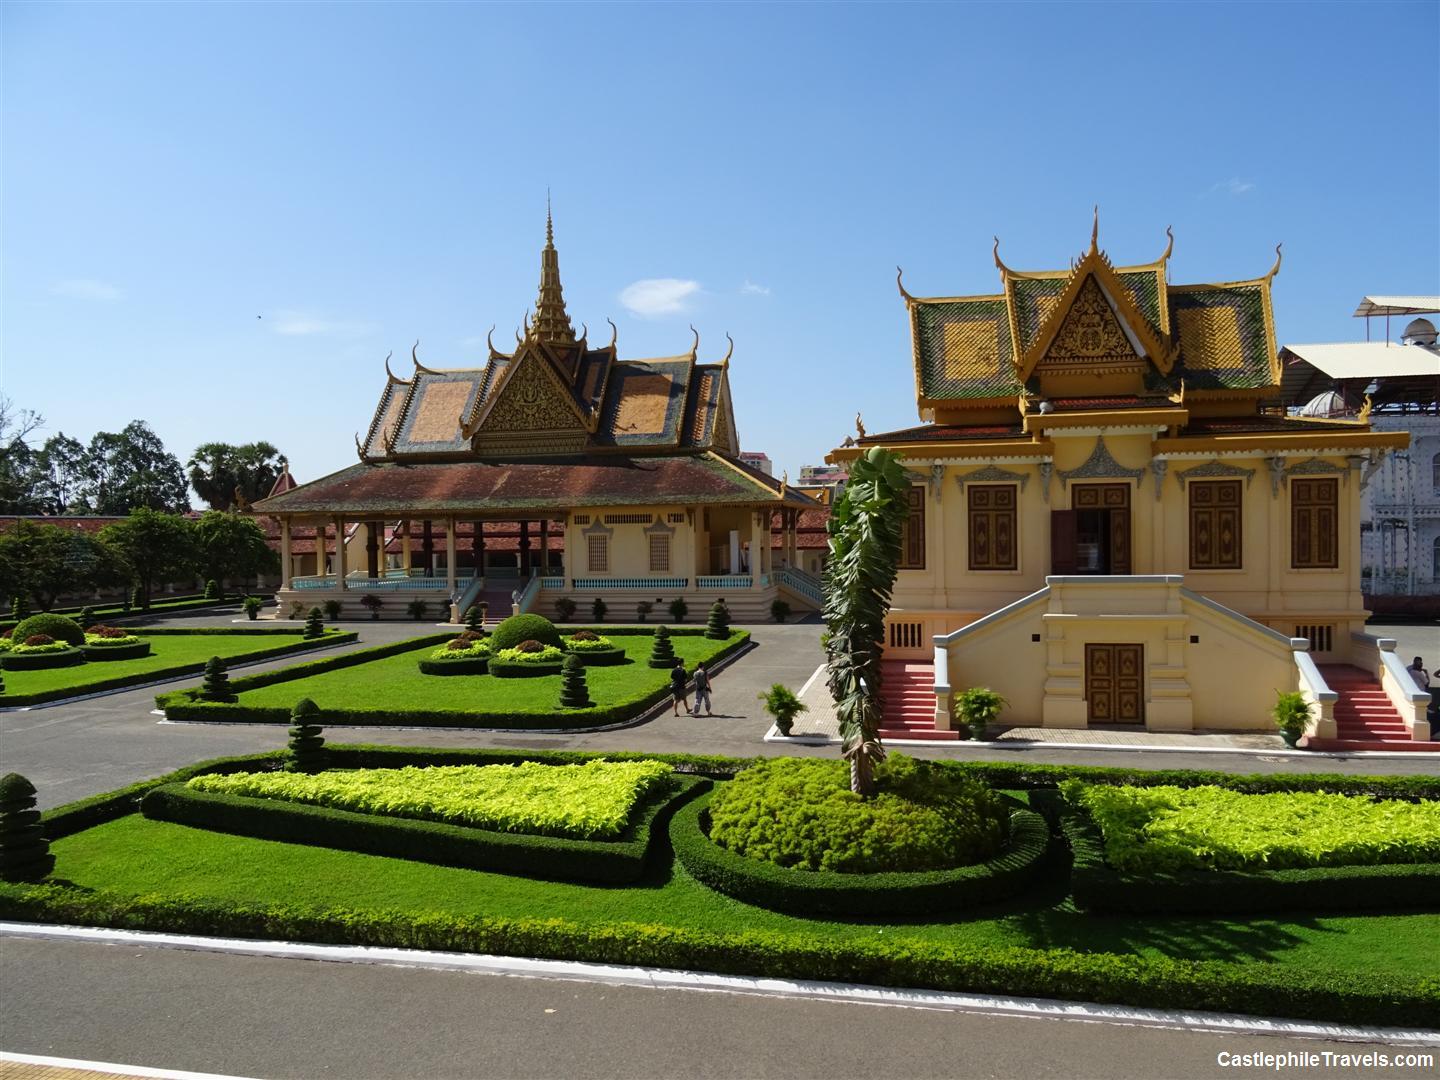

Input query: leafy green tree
[192,510,277,589]
[0,394,44,514]
[0,521,129,610]
[188,442,285,510]
[823,447,911,797]
[84,422,189,513]
[31,433,91,514]
[99,509,198,609]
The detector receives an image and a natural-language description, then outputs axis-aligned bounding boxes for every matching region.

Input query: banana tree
[823,446,911,796]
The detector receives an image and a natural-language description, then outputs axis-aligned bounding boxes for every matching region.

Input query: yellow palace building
[828,217,1431,748]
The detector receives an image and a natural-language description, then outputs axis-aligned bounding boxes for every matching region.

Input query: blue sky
[4,2,1437,497]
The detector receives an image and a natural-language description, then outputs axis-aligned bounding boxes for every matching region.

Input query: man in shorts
[670,658,690,716]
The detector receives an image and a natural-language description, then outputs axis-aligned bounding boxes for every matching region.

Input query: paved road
[3,936,1434,1080]
[5,616,1437,811]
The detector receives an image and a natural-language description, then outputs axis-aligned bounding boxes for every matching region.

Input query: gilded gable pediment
[1037,276,1144,371]
[471,352,588,454]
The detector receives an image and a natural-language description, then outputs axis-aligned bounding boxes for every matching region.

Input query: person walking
[1407,656,1430,694]
[692,663,714,716]
[669,658,690,717]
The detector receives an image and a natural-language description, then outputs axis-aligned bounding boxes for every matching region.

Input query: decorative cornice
[1285,456,1349,484]
[581,518,614,538]
[954,463,1031,495]
[1173,458,1257,489]
[1056,437,1146,490]
[643,517,676,535]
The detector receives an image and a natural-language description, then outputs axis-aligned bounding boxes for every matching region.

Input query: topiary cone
[200,656,235,702]
[558,654,593,709]
[285,698,328,773]
[704,600,730,640]
[649,625,678,668]
[303,607,325,640]
[0,773,55,883]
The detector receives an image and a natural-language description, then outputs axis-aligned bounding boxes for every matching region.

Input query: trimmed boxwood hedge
[1061,801,1440,915]
[140,775,700,884]
[417,656,490,676]
[563,646,627,666]
[672,788,1053,917]
[158,631,752,729]
[487,658,565,678]
[1,646,85,671]
[81,640,152,662]
[1,880,1435,1028]
[0,630,359,709]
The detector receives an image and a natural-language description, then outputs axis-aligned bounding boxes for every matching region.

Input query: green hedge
[0,631,358,709]
[1,647,85,671]
[417,656,490,676]
[487,658,564,678]
[1061,802,1440,915]
[157,631,751,729]
[140,776,700,885]
[563,646,627,666]
[1,881,1434,1028]
[672,789,1054,917]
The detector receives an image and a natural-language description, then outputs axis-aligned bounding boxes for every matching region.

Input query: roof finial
[896,266,915,303]
[1091,205,1099,254]
[992,236,1012,278]
[1263,242,1283,283]
[606,317,618,350]
[545,188,553,249]
[688,324,700,359]
[532,196,576,347]
[383,350,397,381]
[1158,225,1174,264]
[719,331,734,367]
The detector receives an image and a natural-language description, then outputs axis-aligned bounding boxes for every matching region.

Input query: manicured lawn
[1,630,350,703]
[230,631,743,715]
[49,814,1438,979]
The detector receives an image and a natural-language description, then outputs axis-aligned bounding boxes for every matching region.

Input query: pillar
[334,516,348,590]
[401,520,412,575]
[540,519,549,575]
[476,521,485,578]
[520,519,531,576]
[366,522,379,578]
[750,509,766,589]
[445,517,457,592]
[422,519,434,577]
[280,518,293,588]
[314,521,326,577]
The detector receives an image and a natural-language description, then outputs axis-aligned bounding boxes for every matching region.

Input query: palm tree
[823,446,911,796]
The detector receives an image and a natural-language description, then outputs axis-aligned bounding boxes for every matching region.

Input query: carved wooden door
[1085,643,1144,724]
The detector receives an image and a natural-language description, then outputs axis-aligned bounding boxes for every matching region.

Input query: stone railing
[1352,632,1432,740]
[697,575,753,589]
[570,578,689,590]
[1292,642,1338,740]
[775,566,824,605]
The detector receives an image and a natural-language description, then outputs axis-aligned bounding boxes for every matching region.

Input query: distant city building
[1281,297,1440,607]
[738,451,773,476]
[797,463,848,490]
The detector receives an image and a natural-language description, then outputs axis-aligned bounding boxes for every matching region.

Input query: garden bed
[0,628,357,707]
[4,747,1437,1027]
[157,629,750,729]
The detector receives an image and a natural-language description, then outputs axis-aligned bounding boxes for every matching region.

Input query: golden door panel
[1085,643,1143,724]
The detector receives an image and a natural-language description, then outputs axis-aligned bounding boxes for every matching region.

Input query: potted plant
[407,599,428,621]
[591,597,607,622]
[242,595,263,621]
[323,598,343,622]
[554,597,577,622]
[668,597,688,623]
[770,598,791,623]
[955,686,1007,740]
[1273,690,1312,748]
[359,594,383,621]
[758,683,807,737]
[635,600,653,622]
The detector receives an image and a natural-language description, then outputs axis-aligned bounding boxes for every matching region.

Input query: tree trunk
[849,753,873,797]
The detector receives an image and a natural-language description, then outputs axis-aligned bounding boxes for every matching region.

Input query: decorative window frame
[644,517,676,574]
[1173,458,1258,489]
[582,519,614,575]
[1056,436,1146,490]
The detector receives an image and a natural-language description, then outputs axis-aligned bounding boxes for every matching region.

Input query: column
[519,519,531,576]
[445,517,457,592]
[540,519,549,576]
[366,522,380,578]
[280,518,293,588]
[401,520,412,575]
[422,519,434,577]
[314,521,326,577]
[334,516,348,590]
[750,510,766,589]
[475,521,486,579]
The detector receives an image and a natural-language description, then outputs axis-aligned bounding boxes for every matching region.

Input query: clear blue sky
[4,2,1437,498]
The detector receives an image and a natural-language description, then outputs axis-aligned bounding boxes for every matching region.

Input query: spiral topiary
[649,624,678,668]
[285,698,328,773]
[704,599,731,640]
[11,613,85,648]
[10,595,29,620]
[303,607,325,640]
[490,613,562,652]
[0,773,54,883]
[464,604,485,633]
[204,579,220,600]
[200,656,235,702]
[558,654,593,709]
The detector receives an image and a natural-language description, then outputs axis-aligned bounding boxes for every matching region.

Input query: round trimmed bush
[12,614,85,648]
[1,646,84,670]
[490,613,562,652]
[708,755,1009,874]
[82,638,151,661]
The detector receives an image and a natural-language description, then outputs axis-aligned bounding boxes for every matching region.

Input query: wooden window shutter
[899,486,925,569]
[1051,510,1079,574]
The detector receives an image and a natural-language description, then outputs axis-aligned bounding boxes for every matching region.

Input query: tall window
[969,485,1018,570]
[1188,480,1243,569]
[648,533,671,573]
[1291,478,1338,569]
[898,485,925,569]
[1432,452,1440,494]
[586,534,609,574]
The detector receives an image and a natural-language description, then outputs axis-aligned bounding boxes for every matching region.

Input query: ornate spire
[532,197,577,347]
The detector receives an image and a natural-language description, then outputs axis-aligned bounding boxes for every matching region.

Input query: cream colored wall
[889,437,1367,663]
[1184,596,1296,730]
[567,507,695,579]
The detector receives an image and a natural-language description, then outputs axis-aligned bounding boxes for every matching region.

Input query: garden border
[1061,801,1440,915]
[139,774,701,885]
[671,789,1054,917]
[157,630,751,729]
[1,630,358,709]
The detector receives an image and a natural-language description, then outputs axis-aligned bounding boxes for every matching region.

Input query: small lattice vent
[572,515,591,526]
[604,514,652,525]
[1294,624,1334,653]
[668,513,686,524]
[887,621,925,650]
